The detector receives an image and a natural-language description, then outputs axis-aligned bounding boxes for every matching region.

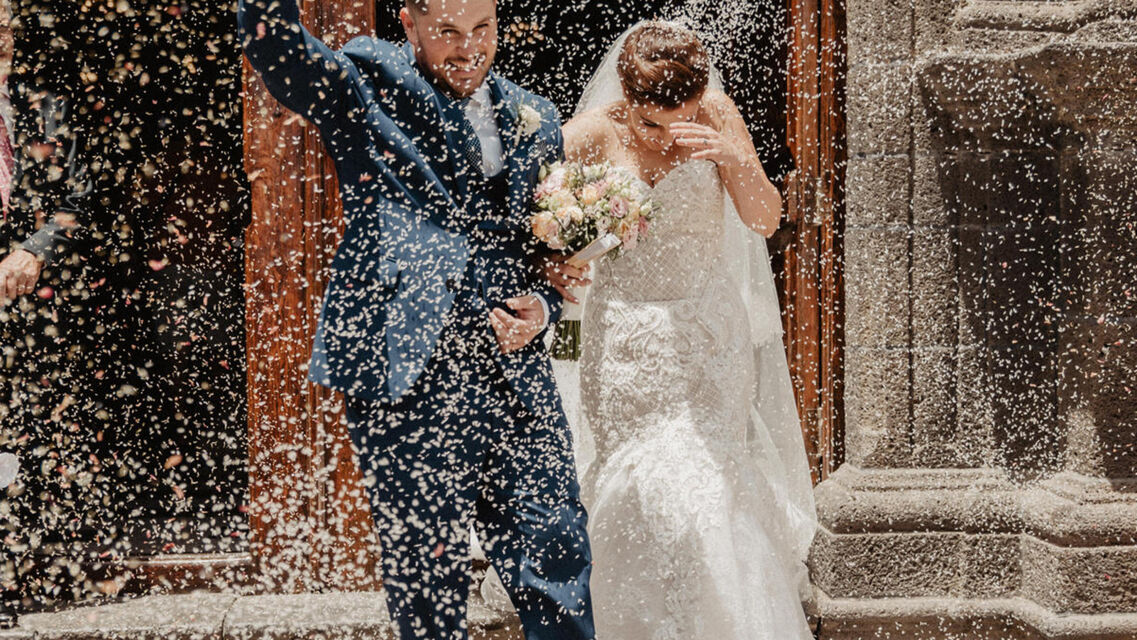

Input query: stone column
[813,2,1137,637]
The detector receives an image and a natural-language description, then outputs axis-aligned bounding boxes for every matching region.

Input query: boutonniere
[516,103,543,141]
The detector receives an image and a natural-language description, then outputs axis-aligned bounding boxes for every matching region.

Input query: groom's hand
[489,296,546,354]
[540,254,592,304]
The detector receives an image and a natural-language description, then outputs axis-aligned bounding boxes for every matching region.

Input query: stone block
[813,590,1137,640]
[914,0,954,55]
[848,0,913,64]
[845,347,911,467]
[951,151,993,228]
[982,225,1060,348]
[988,345,1060,477]
[1058,318,1137,480]
[911,151,956,226]
[912,229,959,347]
[223,592,392,640]
[1020,536,1137,615]
[955,345,997,467]
[986,151,1060,228]
[911,347,960,466]
[914,58,1058,151]
[1078,225,1137,320]
[1073,156,1137,313]
[847,154,910,227]
[811,529,1021,599]
[18,593,235,640]
[1060,160,1137,318]
[846,228,910,348]
[848,63,913,155]
[809,529,955,598]
[957,226,987,348]
[958,534,1021,598]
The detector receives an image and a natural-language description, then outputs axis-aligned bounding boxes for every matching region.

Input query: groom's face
[401,0,498,99]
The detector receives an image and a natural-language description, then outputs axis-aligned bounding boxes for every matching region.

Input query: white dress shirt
[463,81,550,327]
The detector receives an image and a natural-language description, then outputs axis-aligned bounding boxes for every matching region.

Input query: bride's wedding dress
[578,158,815,640]
[481,22,817,638]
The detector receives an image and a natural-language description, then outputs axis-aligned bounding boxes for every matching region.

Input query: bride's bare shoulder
[564,106,623,163]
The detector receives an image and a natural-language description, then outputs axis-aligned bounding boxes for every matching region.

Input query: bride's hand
[671,123,746,169]
[540,254,592,304]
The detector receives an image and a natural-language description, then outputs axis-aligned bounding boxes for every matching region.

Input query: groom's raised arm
[237,0,361,126]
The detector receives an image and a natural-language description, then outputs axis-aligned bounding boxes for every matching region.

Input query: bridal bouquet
[530,161,659,360]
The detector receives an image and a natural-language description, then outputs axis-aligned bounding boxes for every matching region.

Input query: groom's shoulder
[497,76,559,121]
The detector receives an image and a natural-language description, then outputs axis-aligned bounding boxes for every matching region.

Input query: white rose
[518,104,542,138]
[545,189,577,212]
[557,206,585,224]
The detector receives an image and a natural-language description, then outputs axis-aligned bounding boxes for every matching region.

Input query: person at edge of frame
[0,15,94,627]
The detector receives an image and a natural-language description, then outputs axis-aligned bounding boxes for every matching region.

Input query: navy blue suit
[238,2,593,638]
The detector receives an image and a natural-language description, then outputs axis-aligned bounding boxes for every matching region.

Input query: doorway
[238,0,845,589]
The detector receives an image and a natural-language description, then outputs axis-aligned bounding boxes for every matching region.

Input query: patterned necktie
[454,98,485,178]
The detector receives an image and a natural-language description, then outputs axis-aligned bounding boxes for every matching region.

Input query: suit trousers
[344,280,595,640]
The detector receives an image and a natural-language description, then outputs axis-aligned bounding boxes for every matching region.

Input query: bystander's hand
[0,249,43,304]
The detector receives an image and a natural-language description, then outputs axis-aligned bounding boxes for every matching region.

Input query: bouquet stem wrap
[551,286,588,360]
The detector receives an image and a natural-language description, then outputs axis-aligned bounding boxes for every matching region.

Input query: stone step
[811,467,1137,615]
[1,591,521,640]
[813,587,1137,640]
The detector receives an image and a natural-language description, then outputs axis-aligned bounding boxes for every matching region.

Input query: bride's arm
[563,110,614,164]
[673,91,782,237]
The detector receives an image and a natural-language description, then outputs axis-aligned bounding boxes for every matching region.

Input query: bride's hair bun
[617,22,709,109]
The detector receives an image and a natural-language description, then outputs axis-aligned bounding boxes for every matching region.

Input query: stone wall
[814,0,1137,637]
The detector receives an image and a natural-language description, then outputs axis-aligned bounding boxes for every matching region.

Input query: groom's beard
[412,48,493,99]
[439,54,491,98]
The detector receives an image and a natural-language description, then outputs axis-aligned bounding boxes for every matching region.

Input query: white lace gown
[578,159,814,640]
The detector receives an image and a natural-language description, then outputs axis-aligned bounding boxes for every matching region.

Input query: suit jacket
[238,0,566,412]
[2,87,91,267]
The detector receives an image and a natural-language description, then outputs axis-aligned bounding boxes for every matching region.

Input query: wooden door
[784,0,846,484]
[242,0,382,592]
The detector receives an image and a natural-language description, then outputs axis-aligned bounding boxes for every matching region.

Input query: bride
[542,21,819,639]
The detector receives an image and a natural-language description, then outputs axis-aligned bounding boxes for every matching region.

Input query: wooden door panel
[785,0,846,484]
[243,0,381,591]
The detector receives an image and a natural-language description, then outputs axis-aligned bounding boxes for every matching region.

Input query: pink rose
[536,168,567,200]
[621,224,639,251]
[610,196,629,219]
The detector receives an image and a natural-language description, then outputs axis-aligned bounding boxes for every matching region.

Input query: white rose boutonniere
[517,103,543,140]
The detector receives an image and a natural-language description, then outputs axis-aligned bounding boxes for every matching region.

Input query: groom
[237,0,595,638]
